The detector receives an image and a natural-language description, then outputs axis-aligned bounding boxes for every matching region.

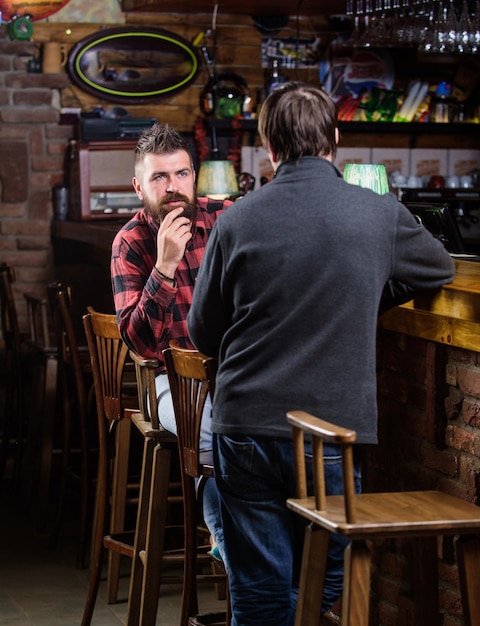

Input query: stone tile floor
[0,465,223,626]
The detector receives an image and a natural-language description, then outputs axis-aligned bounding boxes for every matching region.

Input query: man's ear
[265,141,279,169]
[132,176,143,199]
[335,127,340,145]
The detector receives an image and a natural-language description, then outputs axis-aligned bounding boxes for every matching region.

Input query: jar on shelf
[430,81,457,123]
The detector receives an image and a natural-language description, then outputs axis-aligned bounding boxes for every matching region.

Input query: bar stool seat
[286,410,480,626]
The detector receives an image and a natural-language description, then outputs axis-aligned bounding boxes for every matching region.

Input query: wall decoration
[261,37,320,69]
[67,27,200,104]
[44,0,124,23]
[0,0,70,21]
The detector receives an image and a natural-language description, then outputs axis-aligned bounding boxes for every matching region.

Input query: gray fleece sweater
[187,157,455,444]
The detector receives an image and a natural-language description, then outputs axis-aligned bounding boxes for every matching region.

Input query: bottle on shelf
[430,81,457,123]
[266,59,287,95]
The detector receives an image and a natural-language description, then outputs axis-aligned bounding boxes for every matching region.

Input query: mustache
[160,192,190,206]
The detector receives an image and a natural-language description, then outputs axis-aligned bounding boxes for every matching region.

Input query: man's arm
[111,229,179,361]
[187,225,230,358]
[379,203,456,315]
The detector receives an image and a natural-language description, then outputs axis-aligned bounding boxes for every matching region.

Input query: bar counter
[51,219,126,251]
[378,259,480,352]
[51,219,127,315]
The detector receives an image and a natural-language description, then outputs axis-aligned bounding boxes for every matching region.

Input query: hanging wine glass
[456,0,472,53]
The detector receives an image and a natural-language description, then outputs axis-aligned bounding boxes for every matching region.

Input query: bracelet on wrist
[156,268,176,285]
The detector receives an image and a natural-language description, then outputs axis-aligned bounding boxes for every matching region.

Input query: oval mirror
[67,27,201,104]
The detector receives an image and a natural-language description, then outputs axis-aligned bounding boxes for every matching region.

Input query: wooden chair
[21,289,60,529]
[81,308,140,626]
[126,348,189,626]
[82,309,182,626]
[163,341,230,626]
[286,409,480,626]
[0,262,57,509]
[0,262,25,491]
[46,282,96,569]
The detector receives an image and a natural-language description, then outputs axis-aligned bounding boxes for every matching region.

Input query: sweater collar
[275,156,343,180]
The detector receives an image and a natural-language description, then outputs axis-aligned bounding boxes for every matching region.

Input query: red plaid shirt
[111,197,231,369]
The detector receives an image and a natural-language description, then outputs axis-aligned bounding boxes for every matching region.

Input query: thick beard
[143,191,197,225]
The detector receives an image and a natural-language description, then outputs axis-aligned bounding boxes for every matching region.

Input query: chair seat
[288,490,480,538]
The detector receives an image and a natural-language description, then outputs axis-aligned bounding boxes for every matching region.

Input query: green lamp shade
[343,163,390,195]
[197,160,239,199]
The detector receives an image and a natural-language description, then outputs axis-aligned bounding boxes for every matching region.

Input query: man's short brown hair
[258,82,338,162]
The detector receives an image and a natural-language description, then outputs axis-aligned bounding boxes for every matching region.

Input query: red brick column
[0,26,74,332]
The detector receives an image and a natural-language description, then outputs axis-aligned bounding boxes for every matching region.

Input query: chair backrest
[163,340,217,478]
[128,350,161,429]
[24,291,53,350]
[0,262,21,354]
[83,307,130,426]
[48,282,89,419]
[287,410,358,524]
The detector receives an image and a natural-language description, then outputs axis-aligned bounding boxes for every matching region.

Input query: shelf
[337,122,480,135]
[207,119,480,134]
[205,118,480,149]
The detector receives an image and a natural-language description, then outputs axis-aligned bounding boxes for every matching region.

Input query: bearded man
[111,123,232,558]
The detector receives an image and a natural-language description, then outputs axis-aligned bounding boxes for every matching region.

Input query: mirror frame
[67,26,201,104]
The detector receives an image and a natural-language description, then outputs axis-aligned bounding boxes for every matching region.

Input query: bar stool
[286,409,480,626]
[46,282,96,569]
[82,309,183,626]
[21,290,58,530]
[81,309,141,626]
[0,262,25,491]
[163,340,230,626]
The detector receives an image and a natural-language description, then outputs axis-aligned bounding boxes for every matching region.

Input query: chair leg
[8,352,25,496]
[411,536,438,626]
[36,355,58,533]
[457,534,480,626]
[81,456,109,626]
[341,539,371,626]
[127,437,172,626]
[106,417,131,603]
[48,368,72,554]
[180,475,200,626]
[16,352,40,502]
[295,523,329,626]
[139,442,172,625]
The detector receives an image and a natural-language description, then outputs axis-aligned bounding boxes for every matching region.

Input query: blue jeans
[213,433,362,626]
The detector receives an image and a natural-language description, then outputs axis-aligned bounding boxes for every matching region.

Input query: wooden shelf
[121,0,339,16]
[206,118,480,148]
[207,118,480,134]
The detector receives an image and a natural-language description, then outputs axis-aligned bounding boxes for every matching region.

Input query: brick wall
[0,25,75,334]
[370,328,480,625]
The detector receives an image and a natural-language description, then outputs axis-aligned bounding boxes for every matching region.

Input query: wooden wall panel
[32,14,333,132]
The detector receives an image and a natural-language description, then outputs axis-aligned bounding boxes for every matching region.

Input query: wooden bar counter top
[378,259,480,352]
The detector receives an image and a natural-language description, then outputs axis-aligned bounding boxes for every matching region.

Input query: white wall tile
[335,147,372,173]
[448,149,480,176]
[372,148,410,176]
[410,149,448,178]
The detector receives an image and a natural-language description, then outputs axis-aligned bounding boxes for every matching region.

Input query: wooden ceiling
[122,0,348,17]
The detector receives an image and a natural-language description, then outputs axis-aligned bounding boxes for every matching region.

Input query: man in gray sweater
[187,82,455,626]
